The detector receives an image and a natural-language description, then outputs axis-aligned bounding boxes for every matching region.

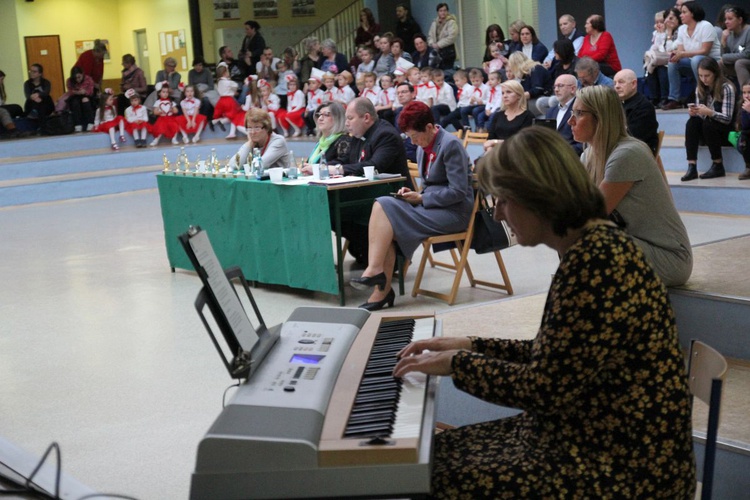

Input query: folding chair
[687,339,728,500]
[462,131,489,148]
[411,186,513,305]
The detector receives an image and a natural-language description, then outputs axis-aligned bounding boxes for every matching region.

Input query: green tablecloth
[157,174,338,294]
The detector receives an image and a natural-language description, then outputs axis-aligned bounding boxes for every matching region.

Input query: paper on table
[307,176,369,186]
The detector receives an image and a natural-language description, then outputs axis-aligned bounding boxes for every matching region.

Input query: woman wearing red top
[578,14,621,77]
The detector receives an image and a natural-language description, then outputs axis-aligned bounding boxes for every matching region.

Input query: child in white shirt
[431,68,457,124]
[474,71,503,132]
[276,75,305,137]
[124,89,149,148]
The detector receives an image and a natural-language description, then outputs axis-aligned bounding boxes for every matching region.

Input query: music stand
[179,226,279,379]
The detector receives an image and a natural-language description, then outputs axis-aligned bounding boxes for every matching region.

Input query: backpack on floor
[41,111,75,136]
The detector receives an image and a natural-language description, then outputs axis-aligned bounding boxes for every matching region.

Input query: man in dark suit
[543,14,585,68]
[614,69,660,155]
[546,74,583,155]
[340,98,411,262]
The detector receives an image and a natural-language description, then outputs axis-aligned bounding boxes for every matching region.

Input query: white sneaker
[192,136,200,144]
[225,134,236,140]
[86,123,95,132]
[150,138,159,147]
[74,125,83,133]
[171,136,180,145]
[183,135,189,144]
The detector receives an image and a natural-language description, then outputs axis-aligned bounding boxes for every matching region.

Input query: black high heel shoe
[350,272,387,291]
[358,288,395,311]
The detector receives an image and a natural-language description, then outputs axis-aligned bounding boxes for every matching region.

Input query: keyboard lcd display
[290,354,325,365]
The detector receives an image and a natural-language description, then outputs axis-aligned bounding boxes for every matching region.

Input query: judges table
[156,173,404,305]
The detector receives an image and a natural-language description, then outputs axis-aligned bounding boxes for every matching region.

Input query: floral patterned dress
[432,224,695,499]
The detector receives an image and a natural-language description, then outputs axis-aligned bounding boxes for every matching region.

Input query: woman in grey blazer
[350,101,473,310]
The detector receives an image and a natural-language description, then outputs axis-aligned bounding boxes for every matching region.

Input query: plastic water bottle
[253,147,264,180]
[319,156,329,180]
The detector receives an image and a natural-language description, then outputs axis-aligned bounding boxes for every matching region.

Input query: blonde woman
[568,85,692,286]
[506,52,552,116]
[483,80,534,151]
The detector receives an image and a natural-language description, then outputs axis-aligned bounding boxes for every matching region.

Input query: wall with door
[0,0,24,104]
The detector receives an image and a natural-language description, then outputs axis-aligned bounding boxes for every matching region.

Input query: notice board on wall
[159,29,188,71]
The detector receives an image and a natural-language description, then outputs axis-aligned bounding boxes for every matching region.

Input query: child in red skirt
[93,89,126,151]
[178,84,207,144]
[234,75,259,138]
[124,89,149,148]
[149,81,180,147]
[276,74,306,137]
[258,79,280,132]
[212,63,240,139]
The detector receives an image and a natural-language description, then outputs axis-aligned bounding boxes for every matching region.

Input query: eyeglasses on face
[315,111,332,119]
[569,109,592,119]
[247,126,265,132]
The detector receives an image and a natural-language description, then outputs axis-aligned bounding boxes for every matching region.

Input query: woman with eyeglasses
[227,108,289,171]
[350,101,473,310]
[569,85,692,286]
[393,126,696,499]
[301,102,353,175]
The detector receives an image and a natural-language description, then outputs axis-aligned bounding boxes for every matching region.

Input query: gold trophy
[162,153,170,173]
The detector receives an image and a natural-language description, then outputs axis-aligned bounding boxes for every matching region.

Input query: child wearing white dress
[149,82,180,147]
[178,85,207,144]
[276,75,305,137]
[212,63,240,139]
[258,79,280,131]
[93,89,125,151]
[124,89,149,148]
[304,71,327,135]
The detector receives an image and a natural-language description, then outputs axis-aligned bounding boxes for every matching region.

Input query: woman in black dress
[483,80,534,152]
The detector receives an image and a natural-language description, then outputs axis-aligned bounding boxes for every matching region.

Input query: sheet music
[189,230,258,351]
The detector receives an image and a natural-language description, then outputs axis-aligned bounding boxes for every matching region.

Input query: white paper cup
[268,168,284,183]
[312,164,321,180]
[363,166,375,180]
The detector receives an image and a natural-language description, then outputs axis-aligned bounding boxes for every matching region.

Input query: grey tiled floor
[2,190,750,499]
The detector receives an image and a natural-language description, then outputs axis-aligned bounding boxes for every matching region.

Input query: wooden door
[25,35,65,101]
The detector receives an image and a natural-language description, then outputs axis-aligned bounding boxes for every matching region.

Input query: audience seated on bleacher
[663,1,721,110]
[578,14,621,78]
[59,66,96,132]
[506,52,551,117]
[0,70,25,138]
[23,64,54,122]
[117,54,147,114]
[546,74,582,155]
[720,6,750,87]
[518,25,548,64]
[681,57,736,181]
[482,24,505,63]
[412,34,441,70]
[504,20,526,57]
[739,81,750,180]
[573,85,693,287]
[373,34,396,77]
[576,56,614,89]
[646,8,681,108]
[154,58,182,101]
[483,80,534,151]
[614,69,659,155]
[543,14,584,67]
[536,38,579,116]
